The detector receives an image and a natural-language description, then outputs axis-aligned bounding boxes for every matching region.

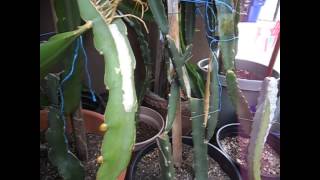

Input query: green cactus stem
[166,36,193,95]
[147,0,169,35]
[54,0,89,160]
[181,1,196,46]
[247,77,279,180]
[190,98,208,180]
[157,134,175,180]
[164,79,180,132]
[216,0,236,71]
[157,79,179,180]
[226,70,253,134]
[233,0,240,55]
[122,16,153,118]
[45,74,85,180]
[77,0,138,179]
[206,54,220,140]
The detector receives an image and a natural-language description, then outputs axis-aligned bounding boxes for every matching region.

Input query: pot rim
[128,136,242,180]
[216,123,280,178]
[197,59,280,91]
[134,106,165,146]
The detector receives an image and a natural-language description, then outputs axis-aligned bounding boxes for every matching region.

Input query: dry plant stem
[203,53,212,126]
[133,0,148,19]
[70,104,88,161]
[92,0,149,33]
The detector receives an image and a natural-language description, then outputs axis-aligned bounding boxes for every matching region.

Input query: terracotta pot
[40,109,126,180]
[143,91,192,135]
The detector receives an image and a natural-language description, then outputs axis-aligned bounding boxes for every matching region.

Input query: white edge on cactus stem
[109,24,135,112]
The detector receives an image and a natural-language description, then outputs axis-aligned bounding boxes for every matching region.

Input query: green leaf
[40,23,92,79]
[185,62,205,98]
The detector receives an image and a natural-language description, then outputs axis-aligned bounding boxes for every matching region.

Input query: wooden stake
[167,0,182,167]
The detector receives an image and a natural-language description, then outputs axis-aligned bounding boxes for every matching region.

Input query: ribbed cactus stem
[165,79,180,132]
[190,98,208,180]
[206,54,220,140]
[166,36,192,94]
[77,1,138,179]
[216,0,236,71]
[226,70,253,134]
[233,0,240,55]
[123,16,153,120]
[147,0,169,35]
[226,70,238,107]
[157,134,175,180]
[247,77,279,180]
[45,74,84,180]
[181,1,196,46]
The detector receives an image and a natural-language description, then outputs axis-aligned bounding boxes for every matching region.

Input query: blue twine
[40,31,56,37]
[79,36,97,102]
[59,38,81,113]
[195,6,204,18]
[181,0,236,13]
[205,3,217,33]
[58,86,69,146]
[181,0,235,113]
[59,35,96,113]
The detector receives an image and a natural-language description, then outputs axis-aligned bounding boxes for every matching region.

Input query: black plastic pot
[215,123,280,180]
[127,136,242,180]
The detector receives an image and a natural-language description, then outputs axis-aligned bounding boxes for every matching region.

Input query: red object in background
[271,21,280,46]
[266,32,280,77]
[263,21,280,52]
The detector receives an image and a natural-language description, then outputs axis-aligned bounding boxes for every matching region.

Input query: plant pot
[215,123,280,180]
[143,90,192,135]
[135,106,165,151]
[197,59,280,130]
[40,109,126,180]
[40,106,164,151]
[127,136,242,180]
